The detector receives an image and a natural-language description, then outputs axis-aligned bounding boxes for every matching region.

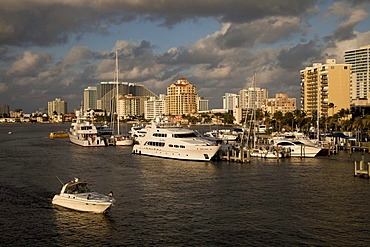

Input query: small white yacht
[69,109,106,147]
[114,135,134,146]
[272,139,322,158]
[52,178,115,213]
[132,120,221,161]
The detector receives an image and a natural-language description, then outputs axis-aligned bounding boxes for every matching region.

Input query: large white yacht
[69,109,106,147]
[52,178,115,213]
[132,121,221,161]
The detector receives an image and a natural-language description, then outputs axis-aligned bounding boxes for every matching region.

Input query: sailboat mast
[115,50,120,136]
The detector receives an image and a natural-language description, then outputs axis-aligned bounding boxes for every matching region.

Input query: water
[1,123,370,246]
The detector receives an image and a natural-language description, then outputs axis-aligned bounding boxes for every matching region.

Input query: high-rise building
[222,93,239,111]
[197,96,209,112]
[117,94,149,119]
[239,87,268,110]
[0,104,10,117]
[92,81,157,114]
[166,78,197,115]
[264,93,296,115]
[344,45,370,104]
[83,86,97,111]
[144,94,166,120]
[300,59,350,117]
[47,98,67,117]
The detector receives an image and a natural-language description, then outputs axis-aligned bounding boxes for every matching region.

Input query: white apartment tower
[222,93,239,111]
[239,87,268,110]
[83,86,97,111]
[47,98,67,117]
[344,45,370,103]
[144,94,166,120]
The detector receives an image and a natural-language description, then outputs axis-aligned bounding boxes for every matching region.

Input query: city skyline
[1,1,370,112]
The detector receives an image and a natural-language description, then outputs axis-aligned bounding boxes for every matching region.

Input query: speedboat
[132,120,221,161]
[52,178,115,213]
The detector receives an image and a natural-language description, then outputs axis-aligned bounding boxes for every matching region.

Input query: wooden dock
[354,155,370,178]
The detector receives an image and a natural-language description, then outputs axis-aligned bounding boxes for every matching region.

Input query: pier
[354,155,370,178]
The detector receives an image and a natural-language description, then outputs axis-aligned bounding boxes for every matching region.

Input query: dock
[354,155,370,178]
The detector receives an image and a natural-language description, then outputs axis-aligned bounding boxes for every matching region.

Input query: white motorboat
[272,139,322,158]
[249,146,290,159]
[132,120,221,161]
[204,129,239,141]
[69,109,106,147]
[114,134,133,146]
[52,178,115,213]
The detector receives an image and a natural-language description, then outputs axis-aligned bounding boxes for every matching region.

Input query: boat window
[180,145,185,148]
[169,144,173,147]
[153,133,167,138]
[173,133,197,138]
[277,142,292,146]
[174,145,179,148]
[145,141,165,147]
[65,183,93,194]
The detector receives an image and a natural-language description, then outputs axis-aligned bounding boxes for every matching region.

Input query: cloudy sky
[1,0,370,112]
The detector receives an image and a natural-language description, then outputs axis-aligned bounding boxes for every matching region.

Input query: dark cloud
[277,41,323,70]
[0,0,317,47]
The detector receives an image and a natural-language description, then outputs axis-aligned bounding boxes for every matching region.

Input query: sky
[1,0,370,113]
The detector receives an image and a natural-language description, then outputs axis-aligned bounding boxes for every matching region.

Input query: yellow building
[166,78,197,115]
[300,59,351,117]
[264,93,296,115]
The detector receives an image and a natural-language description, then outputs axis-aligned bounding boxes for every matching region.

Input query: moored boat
[271,139,322,158]
[69,108,106,147]
[50,131,69,139]
[132,120,221,161]
[52,178,115,213]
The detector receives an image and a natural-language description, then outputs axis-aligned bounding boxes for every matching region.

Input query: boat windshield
[173,133,197,138]
[64,182,94,194]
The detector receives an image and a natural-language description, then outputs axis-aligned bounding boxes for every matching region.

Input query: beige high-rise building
[166,78,197,115]
[300,59,351,117]
[264,93,296,115]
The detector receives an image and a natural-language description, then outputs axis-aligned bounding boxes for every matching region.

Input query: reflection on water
[52,207,113,245]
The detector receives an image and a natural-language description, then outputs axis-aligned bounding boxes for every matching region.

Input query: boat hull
[52,195,113,213]
[69,133,106,147]
[132,144,220,161]
[50,132,69,139]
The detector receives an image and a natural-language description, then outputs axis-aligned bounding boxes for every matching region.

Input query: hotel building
[344,45,370,104]
[300,59,350,117]
[166,78,197,115]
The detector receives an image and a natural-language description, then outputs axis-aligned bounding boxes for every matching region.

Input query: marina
[2,123,370,246]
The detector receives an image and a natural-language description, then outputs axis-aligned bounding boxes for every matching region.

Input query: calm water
[1,123,370,246]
